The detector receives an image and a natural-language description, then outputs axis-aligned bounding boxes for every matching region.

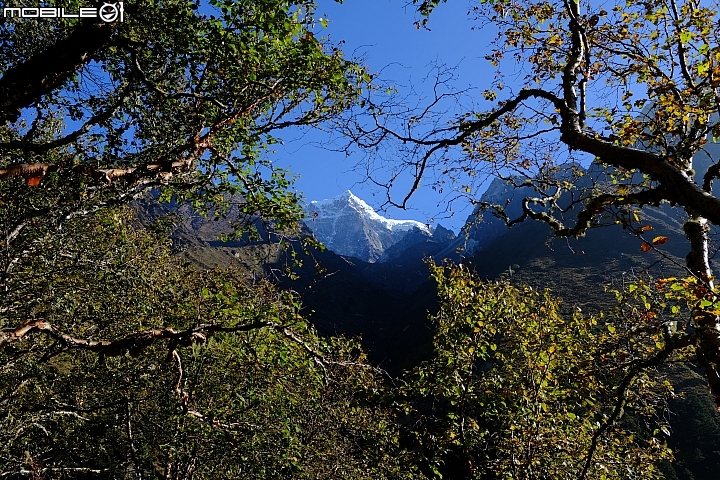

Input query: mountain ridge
[304,190,453,263]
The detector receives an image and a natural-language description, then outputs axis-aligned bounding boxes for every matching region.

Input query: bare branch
[0,156,195,188]
[369,88,566,208]
[5,467,110,477]
[561,0,585,117]
[474,186,673,238]
[0,164,58,186]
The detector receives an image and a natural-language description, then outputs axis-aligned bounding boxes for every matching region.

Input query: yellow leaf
[652,235,670,245]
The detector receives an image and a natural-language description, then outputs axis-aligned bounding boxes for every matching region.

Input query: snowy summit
[305,191,430,262]
[310,191,429,233]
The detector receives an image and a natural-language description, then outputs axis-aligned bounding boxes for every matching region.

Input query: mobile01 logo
[3,2,124,22]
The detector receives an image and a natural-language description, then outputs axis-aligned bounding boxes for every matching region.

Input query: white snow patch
[309,190,430,233]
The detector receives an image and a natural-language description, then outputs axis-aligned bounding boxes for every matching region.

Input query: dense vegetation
[3,0,720,478]
[0,207,685,478]
[346,0,720,399]
[398,263,677,479]
[0,210,406,478]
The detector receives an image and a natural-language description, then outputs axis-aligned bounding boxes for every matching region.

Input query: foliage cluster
[398,263,676,480]
[1,209,692,478]
[0,0,369,239]
[0,209,407,479]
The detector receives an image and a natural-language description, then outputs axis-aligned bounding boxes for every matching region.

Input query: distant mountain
[377,224,455,263]
[304,190,445,263]
[438,162,689,261]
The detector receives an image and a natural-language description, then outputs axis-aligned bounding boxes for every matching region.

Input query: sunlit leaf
[652,236,670,245]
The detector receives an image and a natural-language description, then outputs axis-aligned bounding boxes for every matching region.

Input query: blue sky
[272,0,496,232]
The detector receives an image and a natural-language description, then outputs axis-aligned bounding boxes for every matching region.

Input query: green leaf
[679,30,692,43]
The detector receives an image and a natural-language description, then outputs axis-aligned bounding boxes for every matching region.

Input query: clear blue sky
[272,0,496,232]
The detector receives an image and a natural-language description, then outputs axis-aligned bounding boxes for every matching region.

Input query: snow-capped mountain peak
[310,190,430,234]
[305,191,431,262]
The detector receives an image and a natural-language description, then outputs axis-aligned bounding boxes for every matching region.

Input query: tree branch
[0,318,269,356]
[0,13,118,123]
[703,162,720,193]
[0,92,126,152]
[370,88,566,208]
[578,334,685,479]
[0,156,195,188]
[561,0,586,120]
[560,128,720,226]
[475,186,673,238]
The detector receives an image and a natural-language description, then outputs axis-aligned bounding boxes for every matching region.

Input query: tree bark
[0,17,116,123]
[683,213,720,399]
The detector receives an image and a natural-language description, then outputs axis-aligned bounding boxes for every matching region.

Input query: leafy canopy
[0,0,369,235]
[0,208,407,478]
[400,262,677,479]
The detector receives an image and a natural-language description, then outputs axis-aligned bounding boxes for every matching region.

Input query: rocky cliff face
[304,191,436,263]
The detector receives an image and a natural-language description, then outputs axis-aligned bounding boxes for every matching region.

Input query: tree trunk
[684,215,720,401]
